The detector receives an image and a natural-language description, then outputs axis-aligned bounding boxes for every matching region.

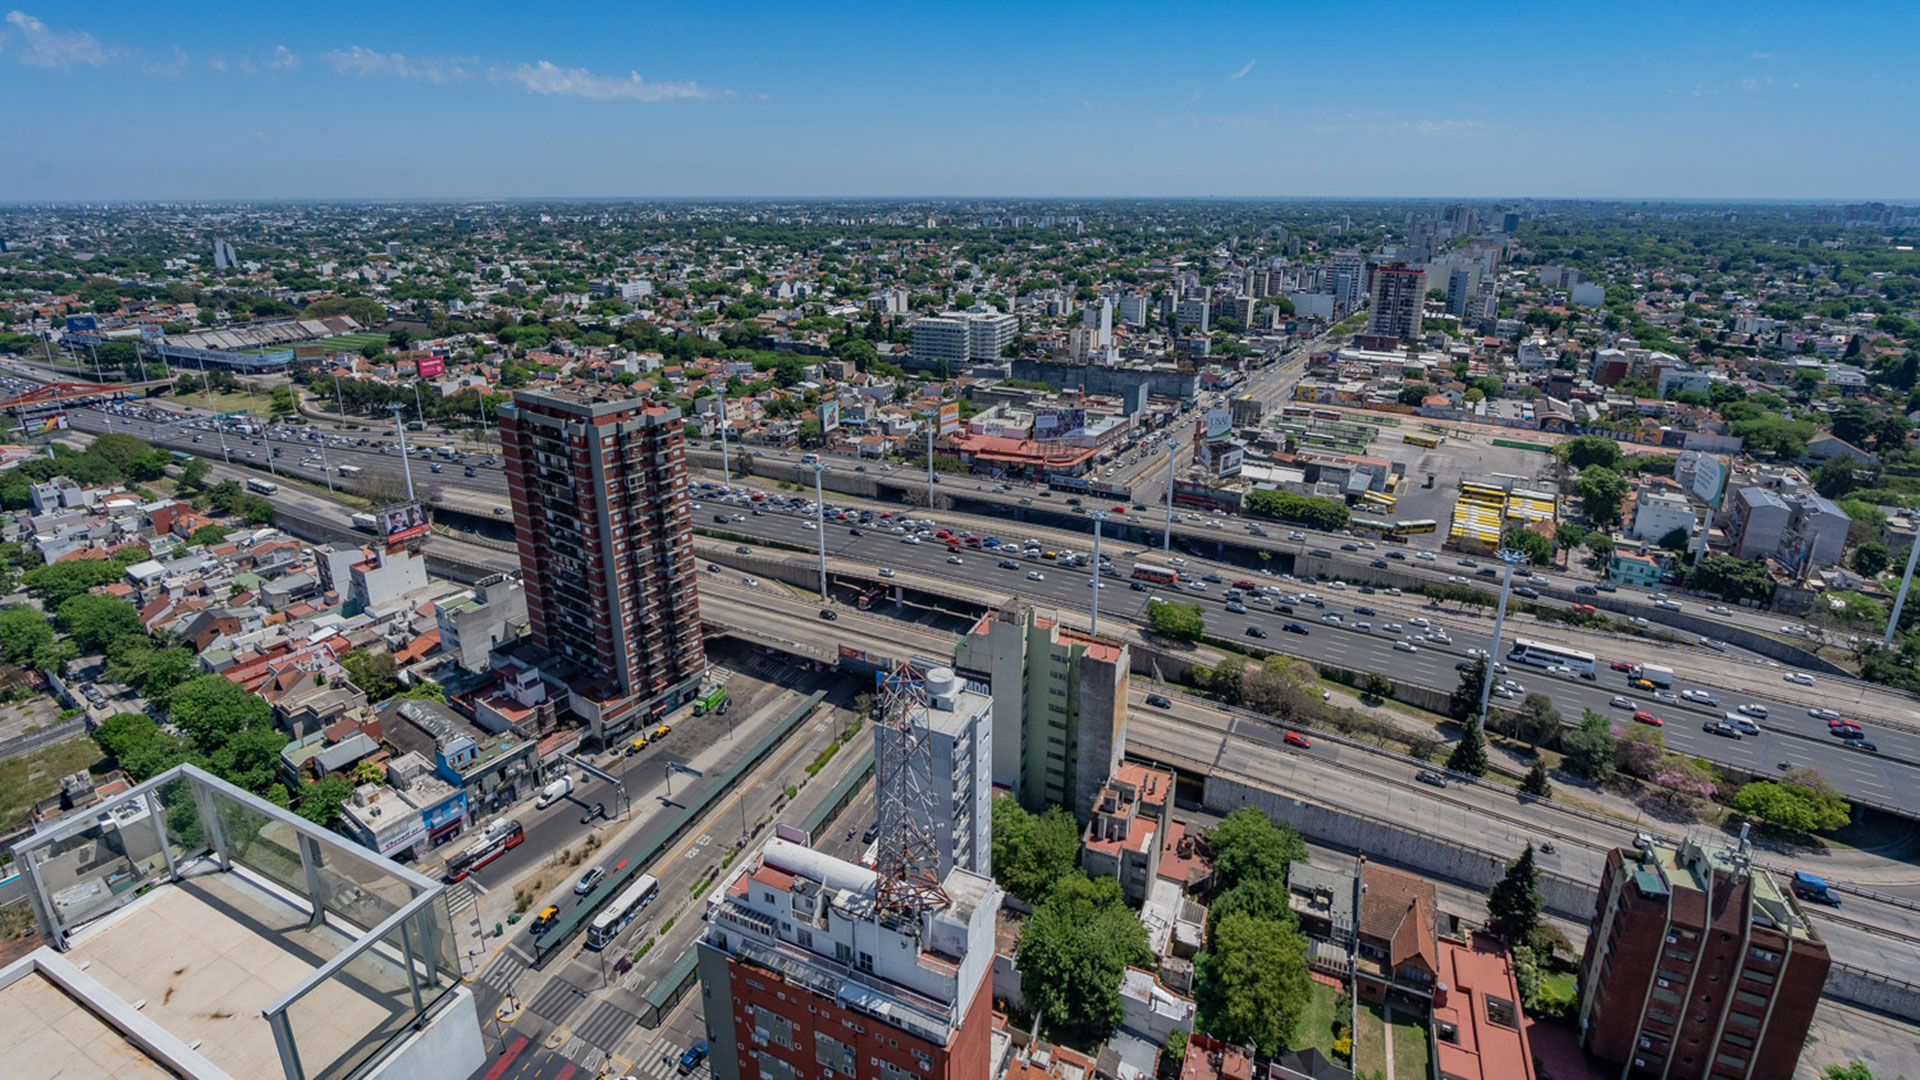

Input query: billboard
[140,323,164,343]
[65,315,98,333]
[416,355,446,378]
[293,343,326,360]
[938,401,961,436]
[380,503,431,546]
[819,399,840,433]
[1034,408,1086,441]
[1675,450,1727,507]
[1205,407,1233,441]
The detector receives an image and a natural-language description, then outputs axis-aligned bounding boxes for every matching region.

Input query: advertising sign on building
[293,343,326,360]
[938,401,961,436]
[1034,408,1086,441]
[65,315,97,333]
[140,323,164,343]
[819,399,840,433]
[416,355,446,378]
[1675,450,1728,507]
[380,503,431,546]
[1205,407,1233,441]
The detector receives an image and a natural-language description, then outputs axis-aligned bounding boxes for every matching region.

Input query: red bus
[445,819,525,882]
[1131,562,1179,586]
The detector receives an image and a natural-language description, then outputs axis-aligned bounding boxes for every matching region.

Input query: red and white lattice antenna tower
[873,660,949,917]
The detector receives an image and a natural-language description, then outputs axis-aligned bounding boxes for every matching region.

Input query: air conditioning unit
[1657,978,1670,988]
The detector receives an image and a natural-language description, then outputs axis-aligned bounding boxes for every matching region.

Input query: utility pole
[391,404,416,503]
[811,462,830,600]
[1475,548,1529,726]
[1163,440,1180,552]
[717,393,730,484]
[1885,527,1920,647]
[926,418,936,509]
[1089,511,1108,635]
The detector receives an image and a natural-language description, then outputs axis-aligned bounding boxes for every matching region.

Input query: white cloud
[1751,51,1772,60]
[270,44,297,69]
[490,60,717,101]
[143,45,188,76]
[1227,58,1256,80]
[5,10,111,67]
[323,45,469,84]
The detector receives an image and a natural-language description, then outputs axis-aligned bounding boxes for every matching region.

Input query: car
[1288,532,1306,541]
[1834,724,1865,741]
[1512,585,1539,598]
[1354,605,1377,616]
[575,866,608,895]
[1576,584,1598,595]
[1382,622,1402,633]
[1027,570,1045,581]
[1408,617,1431,628]
[1340,543,1359,552]
[1202,573,1224,584]
[1809,707,1841,721]
[1245,625,1268,638]
[947,555,963,565]
[900,535,920,545]
[1703,721,1743,740]
[1851,740,1879,753]
[1737,703,1768,719]
[1707,605,1732,615]
[1130,581,1147,591]
[1610,696,1636,709]
[1728,714,1760,735]
[679,1042,710,1074]
[740,576,758,587]
[1415,770,1448,788]
[1609,660,1634,673]
[735,545,753,555]
[1282,622,1309,635]
[1595,582,1618,592]
[530,904,560,935]
[1681,690,1720,706]
[1416,551,1437,561]
[1386,551,1407,560]
[1320,613,1343,624]
[1651,689,1679,704]
[1394,640,1418,653]
[1633,711,1663,727]
[1783,672,1817,686]
[1145,694,1172,708]
[579,802,607,824]
[1633,832,1653,850]
[998,559,1020,570]
[879,567,895,578]
[1283,731,1311,749]
[848,527,863,536]
[1226,601,1246,613]
[1308,548,1334,557]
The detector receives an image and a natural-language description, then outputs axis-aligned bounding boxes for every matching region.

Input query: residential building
[949,604,1128,818]
[434,574,528,672]
[1578,837,1829,1080]
[1288,862,1358,951]
[910,307,1018,366]
[1432,934,1538,1080]
[337,751,470,861]
[1727,486,1792,562]
[694,837,1001,1080]
[1365,262,1426,344]
[1174,297,1210,334]
[1631,490,1698,544]
[874,666,992,880]
[4,763,483,1080]
[1080,762,1172,904]
[1782,491,1851,571]
[212,238,236,269]
[1354,860,1437,1008]
[497,387,705,741]
[1329,251,1367,311]
[382,696,541,816]
[1116,293,1150,328]
[1609,549,1665,590]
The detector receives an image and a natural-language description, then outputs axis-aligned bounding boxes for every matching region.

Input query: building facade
[694,838,1001,1080]
[1578,838,1828,1080]
[497,388,705,741]
[873,666,992,880]
[910,307,1018,366]
[1365,262,1427,344]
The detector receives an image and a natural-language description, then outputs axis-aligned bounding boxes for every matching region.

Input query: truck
[534,774,574,810]
[1632,664,1675,690]
[350,511,379,532]
[1792,871,1841,907]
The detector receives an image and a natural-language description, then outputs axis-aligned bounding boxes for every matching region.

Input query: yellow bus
[1403,433,1441,449]
[1360,491,1398,512]
[1393,519,1439,535]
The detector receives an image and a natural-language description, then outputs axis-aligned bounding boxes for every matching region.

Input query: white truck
[535,775,574,809]
[350,511,379,532]
[1634,664,1675,690]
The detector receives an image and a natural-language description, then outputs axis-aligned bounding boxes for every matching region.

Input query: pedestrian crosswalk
[571,999,640,1052]
[526,975,590,1024]
[556,1035,607,1075]
[628,1045,704,1080]
[445,881,476,917]
[476,950,528,999]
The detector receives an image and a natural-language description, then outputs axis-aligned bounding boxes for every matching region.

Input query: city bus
[1130,561,1179,586]
[1403,433,1442,449]
[1507,638,1597,677]
[693,685,728,716]
[1392,519,1439,535]
[585,874,660,950]
[246,477,279,495]
[1358,490,1397,512]
[444,819,525,882]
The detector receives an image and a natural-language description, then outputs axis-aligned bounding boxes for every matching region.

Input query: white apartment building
[910,306,1018,365]
[1631,489,1698,543]
[1174,297,1210,334]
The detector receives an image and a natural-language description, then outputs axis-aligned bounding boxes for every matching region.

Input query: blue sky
[2,1,1914,201]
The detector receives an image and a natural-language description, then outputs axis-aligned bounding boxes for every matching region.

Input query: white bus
[337,464,362,476]
[246,477,279,495]
[1507,637,1597,676]
[585,873,659,951]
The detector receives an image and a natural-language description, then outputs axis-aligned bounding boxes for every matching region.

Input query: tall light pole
[1163,440,1181,552]
[1089,510,1108,636]
[926,418,936,509]
[716,393,731,485]
[391,404,416,503]
[412,380,426,426]
[1474,548,1531,726]
[1885,527,1920,647]
[810,462,830,600]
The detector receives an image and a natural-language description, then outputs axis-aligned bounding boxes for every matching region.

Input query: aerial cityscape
[1,6,1918,1080]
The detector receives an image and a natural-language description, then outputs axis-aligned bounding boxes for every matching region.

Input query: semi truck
[535,775,574,809]
[1632,664,1675,690]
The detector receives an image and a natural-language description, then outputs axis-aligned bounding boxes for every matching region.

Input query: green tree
[341,647,401,701]
[1488,844,1544,944]
[1197,909,1313,1056]
[168,673,274,754]
[1448,658,1487,723]
[1657,526,1690,554]
[989,795,1081,905]
[207,724,291,794]
[268,384,296,418]
[55,593,144,655]
[1732,770,1852,833]
[1208,656,1248,706]
[1558,434,1621,470]
[1560,709,1618,781]
[0,603,55,665]
[1145,600,1205,642]
[91,710,192,780]
[295,776,356,826]
[1812,455,1861,499]
[1207,807,1306,892]
[1017,875,1153,1041]
[1522,758,1552,798]
[188,524,231,547]
[1688,555,1775,604]
[1853,541,1892,578]
[1503,524,1554,567]
[1576,466,1630,525]
[1447,722,1490,777]
[1819,1063,1903,1080]
[176,455,211,491]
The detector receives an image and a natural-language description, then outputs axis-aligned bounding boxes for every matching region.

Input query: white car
[901,535,920,544]
[1783,672,1816,686]
[947,555,963,565]
[1681,689,1719,706]
[1394,640,1418,653]
[1610,696,1636,709]
[1408,617,1431,628]
[1288,532,1306,541]
[1087,579,1106,589]
[1027,571,1045,581]
[741,576,758,587]
[879,567,895,578]
[1707,605,1731,615]
[1416,551,1437,560]
[802,520,816,530]
[1381,622,1402,633]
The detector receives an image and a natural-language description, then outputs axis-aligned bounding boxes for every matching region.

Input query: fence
[0,717,85,762]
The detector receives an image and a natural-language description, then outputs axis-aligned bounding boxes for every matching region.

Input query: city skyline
[2,0,1916,202]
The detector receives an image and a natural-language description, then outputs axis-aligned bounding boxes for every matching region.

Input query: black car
[1512,586,1540,598]
[848,527,862,536]
[1274,602,1294,614]
[1415,770,1448,788]
[1282,622,1310,635]
[1246,626,1269,639]
[1702,721,1743,739]
[1340,543,1359,551]
[1354,605,1377,616]
[1145,693,1173,708]
[1595,582,1618,592]
[862,824,880,844]
[1851,740,1879,753]
[1576,584,1598,595]
[1308,548,1334,558]
[1130,581,1147,591]
[999,559,1020,569]
[1370,559,1389,568]
[819,609,838,621]
[1386,551,1406,560]
[713,513,730,523]
[580,802,607,824]
[1456,660,1476,671]
[1477,567,1499,577]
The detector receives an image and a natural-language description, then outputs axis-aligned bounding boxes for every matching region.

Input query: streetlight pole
[810,462,830,601]
[926,419,936,509]
[1089,511,1108,636]
[1885,528,1920,647]
[717,393,731,485]
[1474,548,1530,727]
[1163,440,1180,552]
[391,404,416,503]
[413,380,426,426]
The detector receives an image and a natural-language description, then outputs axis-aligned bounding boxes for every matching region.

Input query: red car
[1231,579,1257,591]
[1111,504,1127,513]
[1610,661,1635,673]
[1284,731,1312,749]
[1572,603,1597,614]
[1634,711,1664,727]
